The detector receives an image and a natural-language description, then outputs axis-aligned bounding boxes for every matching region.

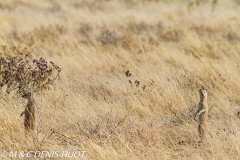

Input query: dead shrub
[0,55,61,95]
[126,21,149,34]
[96,29,120,46]
[78,23,93,35]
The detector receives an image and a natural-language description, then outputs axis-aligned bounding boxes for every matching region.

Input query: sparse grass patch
[157,27,185,42]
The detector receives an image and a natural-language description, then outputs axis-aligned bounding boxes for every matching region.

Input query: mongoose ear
[199,89,202,92]
[28,92,32,97]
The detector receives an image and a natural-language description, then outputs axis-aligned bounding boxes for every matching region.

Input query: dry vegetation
[0,0,240,159]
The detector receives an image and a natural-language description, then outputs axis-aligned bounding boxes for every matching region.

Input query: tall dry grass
[0,0,240,159]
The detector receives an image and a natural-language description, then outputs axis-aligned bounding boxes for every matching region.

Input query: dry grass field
[0,0,240,159]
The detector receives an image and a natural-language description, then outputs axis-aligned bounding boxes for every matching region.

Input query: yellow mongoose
[195,89,212,141]
[20,92,36,132]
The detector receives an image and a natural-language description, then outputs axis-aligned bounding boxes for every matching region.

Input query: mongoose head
[199,89,207,100]
[22,92,33,100]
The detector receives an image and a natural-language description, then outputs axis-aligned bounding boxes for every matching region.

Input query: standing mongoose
[20,92,36,132]
[194,89,212,141]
